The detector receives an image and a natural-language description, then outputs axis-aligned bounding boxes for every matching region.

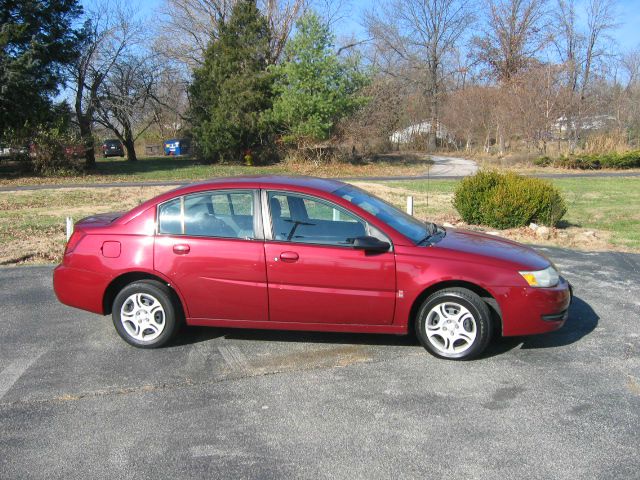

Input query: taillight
[65,231,85,255]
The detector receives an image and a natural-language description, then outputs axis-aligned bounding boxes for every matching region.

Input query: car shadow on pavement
[483,295,599,358]
[173,295,598,358]
[176,326,419,348]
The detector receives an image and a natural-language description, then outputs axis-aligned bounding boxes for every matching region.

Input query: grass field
[380,177,640,251]
[0,177,638,265]
[0,153,434,186]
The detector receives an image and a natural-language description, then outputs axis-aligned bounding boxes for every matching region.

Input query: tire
[415,288,492,360]
[112,280,181,348]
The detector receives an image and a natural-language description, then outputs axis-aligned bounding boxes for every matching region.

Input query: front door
[264,191,396,325]
[154,189,268,322]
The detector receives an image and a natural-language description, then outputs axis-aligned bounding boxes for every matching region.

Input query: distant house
[552,115,616,138]
[390,121,452,145]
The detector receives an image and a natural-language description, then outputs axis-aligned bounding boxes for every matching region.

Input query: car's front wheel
[415,288,492,360]
[112,280,181,348]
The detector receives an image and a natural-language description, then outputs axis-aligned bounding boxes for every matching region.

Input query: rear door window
[158,190,257,239]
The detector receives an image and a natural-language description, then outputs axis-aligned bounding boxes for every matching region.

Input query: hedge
[534,151,640,169]
[453,170,567,229]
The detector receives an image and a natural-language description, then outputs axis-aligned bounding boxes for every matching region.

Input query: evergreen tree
[189,0,273,162]
[0,0,83,140]
[266,13,369,146]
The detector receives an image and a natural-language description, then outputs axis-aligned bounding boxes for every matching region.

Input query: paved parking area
[0,247,639,479]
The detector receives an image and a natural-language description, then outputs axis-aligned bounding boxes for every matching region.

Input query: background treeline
[1,0,639,173]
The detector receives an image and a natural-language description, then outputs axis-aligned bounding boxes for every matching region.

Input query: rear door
[263,191,396,325]
[154,189,268,322]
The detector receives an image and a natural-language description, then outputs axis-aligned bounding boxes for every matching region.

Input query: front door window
[267,192,366,245]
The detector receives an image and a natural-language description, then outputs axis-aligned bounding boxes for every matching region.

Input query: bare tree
[442,85,499,151]
[366,0,475,150]
[551,0,617,150]
[552,0,581,91]
[581,0,617,101]
[154,0,233,70]
[621,48,640,89]
[151,71,190,140]
[155,0,307,70]
[95,55,160,162]
[70,1,142,168]
[472,0,548,82]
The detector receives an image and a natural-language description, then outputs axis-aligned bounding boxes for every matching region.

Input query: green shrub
[536,151,640,169]
[453,170,567,228]
[533,156,552,167]
[29,127,81,176]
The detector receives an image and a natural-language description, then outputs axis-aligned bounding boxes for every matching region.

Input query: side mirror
[352,236,391,253]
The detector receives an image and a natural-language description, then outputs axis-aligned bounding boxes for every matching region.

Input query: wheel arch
[408,280,503,336]
[103,271,187,318]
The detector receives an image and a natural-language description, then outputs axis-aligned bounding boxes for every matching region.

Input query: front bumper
[500,276,572,336]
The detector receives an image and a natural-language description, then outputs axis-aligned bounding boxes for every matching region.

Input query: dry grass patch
[0,186,173,265]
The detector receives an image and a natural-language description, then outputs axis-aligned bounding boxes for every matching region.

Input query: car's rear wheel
[415,288,492,360]
[112,280,181,348]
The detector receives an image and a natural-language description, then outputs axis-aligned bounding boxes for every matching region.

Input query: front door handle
[173,244,190,255]
[279,251,299,262]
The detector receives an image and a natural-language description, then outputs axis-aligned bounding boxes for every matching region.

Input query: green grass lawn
[383,177,640,250]
[553,177,640,249]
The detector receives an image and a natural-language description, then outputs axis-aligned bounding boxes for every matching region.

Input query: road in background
[428,155,478,176]
[0,247,639,479]
[3,155,640,192]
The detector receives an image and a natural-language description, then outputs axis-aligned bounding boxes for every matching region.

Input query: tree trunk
[428,71,438,152]
[124,138,137,162]
[79,115,96,170]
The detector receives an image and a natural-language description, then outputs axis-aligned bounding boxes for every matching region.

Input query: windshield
[334,184,428,244]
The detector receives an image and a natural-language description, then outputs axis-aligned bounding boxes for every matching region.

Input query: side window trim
[180,196,185,235]
[156,189,264,240]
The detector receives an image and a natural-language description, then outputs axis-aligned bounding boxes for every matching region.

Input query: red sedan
[53,176,571,360]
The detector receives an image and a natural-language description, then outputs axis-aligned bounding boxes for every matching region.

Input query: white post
[406,196,414,216]
[66,217,73,241]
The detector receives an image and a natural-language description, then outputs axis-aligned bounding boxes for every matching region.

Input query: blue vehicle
[163,138,191,156]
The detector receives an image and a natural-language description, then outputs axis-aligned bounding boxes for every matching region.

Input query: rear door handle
[279,251,299,262]
[173,244,190,255]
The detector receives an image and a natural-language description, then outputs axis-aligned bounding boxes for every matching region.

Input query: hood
[432,228,550,271]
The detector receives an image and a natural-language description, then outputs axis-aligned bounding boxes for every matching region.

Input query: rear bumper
[501,277,572,336]
[53,264,111,315]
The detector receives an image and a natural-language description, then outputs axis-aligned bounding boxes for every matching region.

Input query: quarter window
[158,198,182,235]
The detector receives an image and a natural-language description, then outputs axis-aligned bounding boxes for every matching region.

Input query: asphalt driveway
[0,247,638,479]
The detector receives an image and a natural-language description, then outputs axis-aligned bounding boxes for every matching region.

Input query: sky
[83,0,640,52]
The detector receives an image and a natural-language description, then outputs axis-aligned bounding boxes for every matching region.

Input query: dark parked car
[53,176,571,360]
[102,139,124,158]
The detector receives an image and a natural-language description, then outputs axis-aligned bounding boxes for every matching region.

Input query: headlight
[519,266,560,288]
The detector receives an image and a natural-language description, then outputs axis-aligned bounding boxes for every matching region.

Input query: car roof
[120,176,348,223]
[186,175,346,193]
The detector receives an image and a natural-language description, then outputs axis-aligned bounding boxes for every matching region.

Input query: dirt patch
[248,345,374,374]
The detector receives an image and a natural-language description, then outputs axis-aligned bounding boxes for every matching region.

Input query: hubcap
[120,293,165,342]
[424,302,477,355]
